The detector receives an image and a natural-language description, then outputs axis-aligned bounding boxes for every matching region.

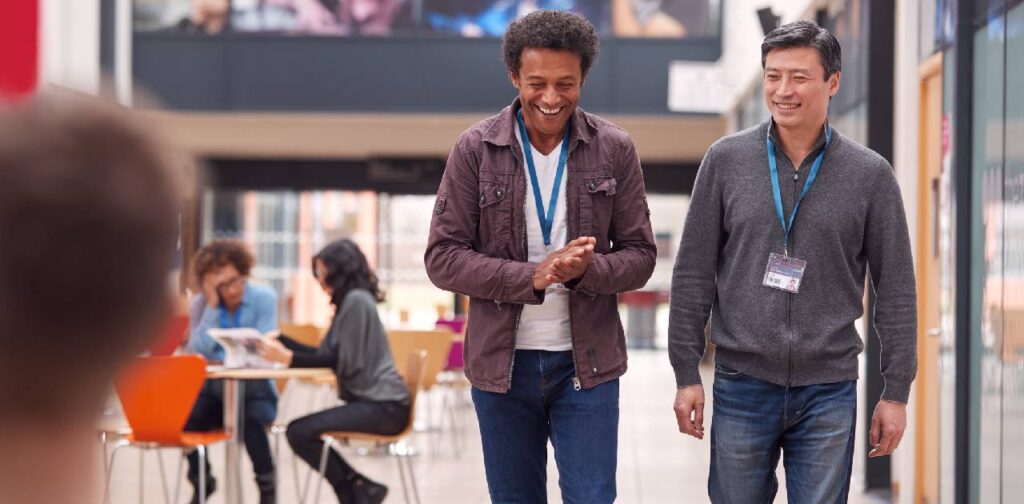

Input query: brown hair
[192,239,255,286]
[0,91,189,423]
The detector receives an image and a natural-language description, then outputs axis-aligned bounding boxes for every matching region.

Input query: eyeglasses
[216,275,247,293]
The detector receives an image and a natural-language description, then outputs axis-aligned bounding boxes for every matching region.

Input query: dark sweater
[668,120,917,403]
[285,289,409,405]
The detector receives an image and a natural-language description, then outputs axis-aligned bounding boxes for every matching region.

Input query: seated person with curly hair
[184,239,279,504]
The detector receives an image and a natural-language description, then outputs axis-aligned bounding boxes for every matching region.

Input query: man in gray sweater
[668,20,917,503]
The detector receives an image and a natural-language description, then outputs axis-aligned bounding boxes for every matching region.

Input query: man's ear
[509,71,520,89]
[828,71,841,98]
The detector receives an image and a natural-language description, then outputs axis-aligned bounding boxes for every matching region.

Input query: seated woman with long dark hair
[258,239,409,504]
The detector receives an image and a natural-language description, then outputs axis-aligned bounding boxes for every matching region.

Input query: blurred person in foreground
[424,10,656,503]
[0,93,184,504]
[184,239,278,503]
[258,239,409,504]
[669,20,916,503]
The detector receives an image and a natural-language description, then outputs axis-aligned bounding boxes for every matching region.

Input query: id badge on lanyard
[761,125,830,294]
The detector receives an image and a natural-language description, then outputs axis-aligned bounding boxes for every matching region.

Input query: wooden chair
[387,329,456,451]
[310,350,428,504]
[386,329,453,390]
[105,355,227,504]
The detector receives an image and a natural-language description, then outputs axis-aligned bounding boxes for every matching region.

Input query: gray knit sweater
[668,120,917,403]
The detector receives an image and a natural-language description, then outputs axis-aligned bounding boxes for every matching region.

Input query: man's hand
[674,385,705,440]
[532,237,596,290]
[869,400,907,457]
[201,272,223,308]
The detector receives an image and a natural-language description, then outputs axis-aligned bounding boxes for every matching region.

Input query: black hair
[761,20,842,80]
[312,239,384,308]
[502,10,599,78]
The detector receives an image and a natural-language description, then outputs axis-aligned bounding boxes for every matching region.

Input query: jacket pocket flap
[478,182,508,208]
[585,177,617,195]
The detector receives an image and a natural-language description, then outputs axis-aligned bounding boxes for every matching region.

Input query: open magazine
[208,328,278,369]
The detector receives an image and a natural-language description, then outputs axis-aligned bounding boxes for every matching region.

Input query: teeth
[539,106,562,115]
[776,103,799,110]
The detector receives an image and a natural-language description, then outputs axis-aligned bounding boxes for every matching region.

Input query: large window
[968,2,1024,502]
[201,190,449,327]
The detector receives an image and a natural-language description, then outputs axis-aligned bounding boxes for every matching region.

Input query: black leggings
[286,400,409,495]
[184,380,277,480]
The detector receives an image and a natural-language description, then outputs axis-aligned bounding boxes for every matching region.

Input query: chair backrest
[387,329,453,390]
[115,355,207,444]
[279,323,324,348]
[276,323,326,393]
[397,350,428,436]
[148,314,189,357]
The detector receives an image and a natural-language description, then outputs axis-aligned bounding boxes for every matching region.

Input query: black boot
[255,471,276,504]
[350,476,387,504]
[187,473,216,504]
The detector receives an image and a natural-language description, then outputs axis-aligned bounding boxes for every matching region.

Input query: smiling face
[510,47,583,148]
[762,46,840,131]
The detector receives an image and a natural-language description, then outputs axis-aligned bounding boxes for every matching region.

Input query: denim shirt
[187,282,278,362]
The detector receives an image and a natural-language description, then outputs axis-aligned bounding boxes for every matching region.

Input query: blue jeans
[709,364,857,504]
[471,350,619,504]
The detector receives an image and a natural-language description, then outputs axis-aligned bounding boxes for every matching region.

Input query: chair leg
[395,451,411,504]
[103,442,129,504]
[404,454,422,504]
[99,432,109,489]
[198,445,207,504]
[292,443,304,504]
[313,437,334,504]
[172,450,185,504]
[447,387,463,456]
[156,449,171,504]
[138,449,146,504]
[300,451,314,504]
[273,427,280,468]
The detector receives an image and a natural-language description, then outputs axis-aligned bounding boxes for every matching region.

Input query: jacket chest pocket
[478,180,512,252]
[578,176,616,241]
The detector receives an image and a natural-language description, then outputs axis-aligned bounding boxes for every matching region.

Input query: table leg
[223,379,246,504]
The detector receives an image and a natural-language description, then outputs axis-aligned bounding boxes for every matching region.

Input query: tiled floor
[102,350,890,503]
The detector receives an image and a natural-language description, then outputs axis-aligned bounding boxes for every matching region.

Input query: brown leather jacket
[425,99,656,393]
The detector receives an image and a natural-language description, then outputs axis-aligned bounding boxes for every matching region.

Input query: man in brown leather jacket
[424,10,656,503]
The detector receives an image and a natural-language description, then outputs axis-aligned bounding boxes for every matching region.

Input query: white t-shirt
[514,125,573,351]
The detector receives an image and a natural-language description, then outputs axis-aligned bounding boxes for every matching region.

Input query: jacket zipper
[568,139,583,391]
[507,144,527,390]
[786,167,801,386]
[569,293,581,391]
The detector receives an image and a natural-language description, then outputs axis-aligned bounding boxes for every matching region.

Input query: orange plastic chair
[148,313,189,356]
[104,355,228,504]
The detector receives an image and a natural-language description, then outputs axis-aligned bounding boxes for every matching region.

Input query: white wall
[892,1,922,502]
[38,0,102,94]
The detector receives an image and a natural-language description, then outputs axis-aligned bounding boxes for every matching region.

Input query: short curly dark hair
[502,10,599,79]
[192,239,255,285]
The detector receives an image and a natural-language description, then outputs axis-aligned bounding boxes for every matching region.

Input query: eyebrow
[764,66,814,75]
[524,75,579,82]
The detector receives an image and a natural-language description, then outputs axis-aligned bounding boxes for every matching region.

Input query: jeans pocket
[714,363,743,377]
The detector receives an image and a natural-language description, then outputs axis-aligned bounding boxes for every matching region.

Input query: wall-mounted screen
[133,0,720,39]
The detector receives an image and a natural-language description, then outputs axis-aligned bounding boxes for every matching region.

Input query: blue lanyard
[220,306,242,328]
[516,109,570,248]
[766,124,831,254]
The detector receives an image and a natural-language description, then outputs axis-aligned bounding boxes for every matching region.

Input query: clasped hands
[532,237,597,291]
